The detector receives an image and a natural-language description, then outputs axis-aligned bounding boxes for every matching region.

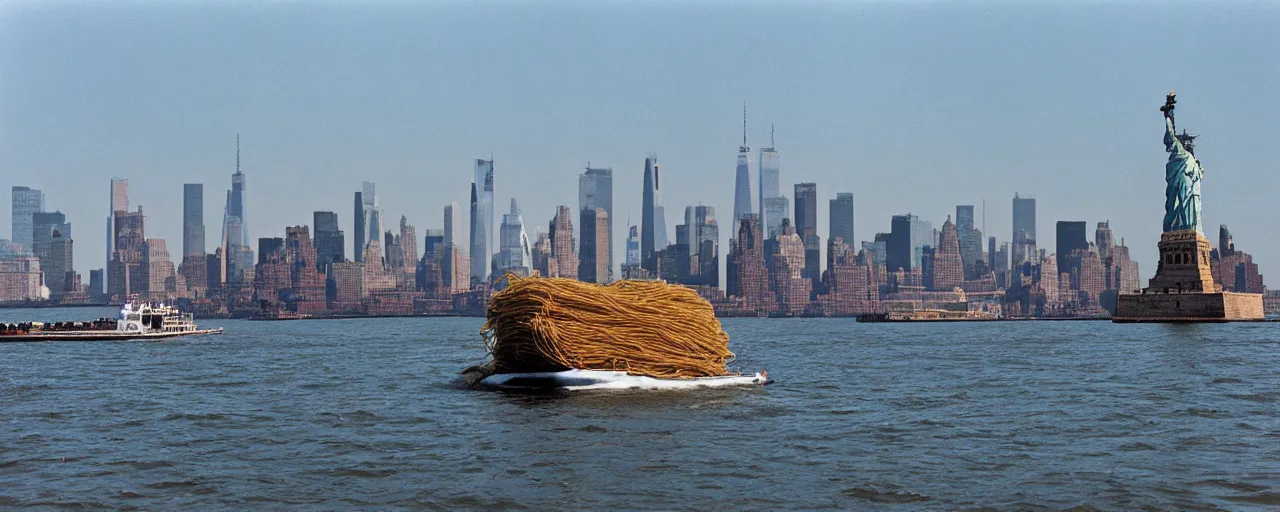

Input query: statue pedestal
[1114,230,1263,322]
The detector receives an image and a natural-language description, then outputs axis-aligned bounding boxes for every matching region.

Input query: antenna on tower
[770,123,775,148]
[235,134,241,174]
[739,102,749,153]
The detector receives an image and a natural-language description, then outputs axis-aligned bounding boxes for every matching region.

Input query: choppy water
[2,307,1278,510]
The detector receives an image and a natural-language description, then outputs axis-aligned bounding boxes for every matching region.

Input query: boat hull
[0,328,223,343]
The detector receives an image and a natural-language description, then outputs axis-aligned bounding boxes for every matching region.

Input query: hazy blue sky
[2,1,1277,283]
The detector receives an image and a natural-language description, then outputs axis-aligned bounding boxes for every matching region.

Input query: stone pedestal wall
[1114,231,1263,322]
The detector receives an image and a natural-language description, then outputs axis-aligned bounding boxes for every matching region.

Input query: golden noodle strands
[480,275,735,379]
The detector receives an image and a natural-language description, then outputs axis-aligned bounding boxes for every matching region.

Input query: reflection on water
[1,309,1277,510]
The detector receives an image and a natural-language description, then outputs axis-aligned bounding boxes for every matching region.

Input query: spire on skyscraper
[235,134,240,175]
[740,102,749,153]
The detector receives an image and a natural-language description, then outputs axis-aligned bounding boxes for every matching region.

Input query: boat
[474,369,773,391]
[0,296,223,342]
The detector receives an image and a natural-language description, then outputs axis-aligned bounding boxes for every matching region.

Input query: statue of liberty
[1159,91,1203,233]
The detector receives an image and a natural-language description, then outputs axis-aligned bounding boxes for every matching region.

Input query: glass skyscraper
[10,186,44,255]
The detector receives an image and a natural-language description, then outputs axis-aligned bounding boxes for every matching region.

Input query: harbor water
[2,307,1277,510]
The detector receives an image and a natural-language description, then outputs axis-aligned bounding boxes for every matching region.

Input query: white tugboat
[0,296,223,342]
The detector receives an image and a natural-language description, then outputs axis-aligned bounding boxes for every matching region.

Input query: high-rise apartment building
[361,181,383,250]
[11,186,44,255]
[471,159,495,285]
[579,167,613,272]
[578,207,610,283]
[1012,194,1036,266]
[183,184,205,258]
[829,193,855,246]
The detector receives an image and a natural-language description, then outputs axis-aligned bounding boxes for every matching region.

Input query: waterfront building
[0,256,44,302]
[10,186,44,256]
[312,211,344,271]
[1012,193,1036,266]
[769,220,811,315]
[326,261,364,311]
[549,206,578,280]
[829,193,855,249]
[471,159,495,285]
[818,238,877,316]
[284,226,326,313]
[579,166,614,272]
[640,155,668,272]
[888,214,915,272]
[725,213,771,312]
[578,207,609,283]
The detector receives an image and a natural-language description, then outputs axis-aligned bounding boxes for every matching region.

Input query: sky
[1,1,1277,284]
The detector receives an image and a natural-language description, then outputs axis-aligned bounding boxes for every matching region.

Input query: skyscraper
[183,184,204,258]
[578,207,610,283]
[32,211,70,295]
[624,225,640,268]
[579,166,614,272]
[726,213,770,311]
[1094,221,1114,260]
[11,186,44,255]
[955,205,983,279]
[549,206,577,279]
[758,124,781,235]
[692,205,719,287]
[222,136,253,281]
[640,155,667,272]
[352,191,365,262]
[794,183,820,292]
[444,202,463,251]
[313,211,344,270]
[829,193,855,246]
[228,136,248,247]
[106,178,128,293]
[732,104,753,233]
[1056,221,1088,271]
[496,199,533,277]
[888,214,915,272]
[471,159,495,284]
[361,181,382,249]
[1012,194,1036,266]
[929,217,964,291]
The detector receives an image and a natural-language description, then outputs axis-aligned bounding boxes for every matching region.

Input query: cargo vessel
[0,298,222,342]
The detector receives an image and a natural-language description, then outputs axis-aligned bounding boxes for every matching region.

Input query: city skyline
[2,2,1277,284]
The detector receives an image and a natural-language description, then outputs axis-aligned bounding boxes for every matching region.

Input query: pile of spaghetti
[479,275,734,379]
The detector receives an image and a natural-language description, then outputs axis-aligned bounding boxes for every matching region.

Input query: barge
[0,298,222,342]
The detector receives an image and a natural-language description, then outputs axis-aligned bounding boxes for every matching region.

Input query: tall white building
[495,199,532,277]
